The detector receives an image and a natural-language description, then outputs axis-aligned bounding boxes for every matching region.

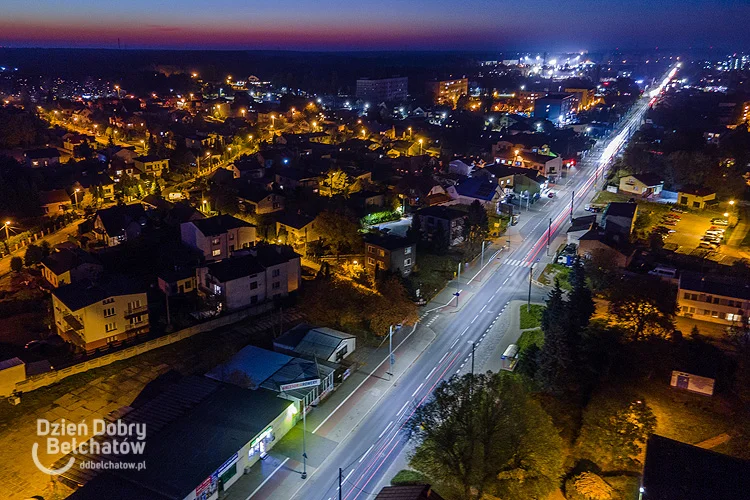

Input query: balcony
[123,305,148,318]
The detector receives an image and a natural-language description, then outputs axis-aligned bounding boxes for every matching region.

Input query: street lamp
[74,188,80,207]
[729,200,735,206]
[418,138,424,155]
[408,126,412,138]
[724,212,729,218]
[3,221,11,240]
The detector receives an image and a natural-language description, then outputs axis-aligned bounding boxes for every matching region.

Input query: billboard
[279,379,321,392]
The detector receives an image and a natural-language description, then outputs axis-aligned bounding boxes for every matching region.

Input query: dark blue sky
[2,0,749,50]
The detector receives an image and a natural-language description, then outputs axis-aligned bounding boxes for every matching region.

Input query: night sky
[2,0,749,51]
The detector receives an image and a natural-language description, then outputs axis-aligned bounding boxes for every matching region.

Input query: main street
[249,68,677,500]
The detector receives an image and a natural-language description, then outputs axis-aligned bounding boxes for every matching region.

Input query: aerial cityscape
[1,1,750,500]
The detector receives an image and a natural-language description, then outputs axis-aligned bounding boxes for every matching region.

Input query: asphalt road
[257,69,677,500]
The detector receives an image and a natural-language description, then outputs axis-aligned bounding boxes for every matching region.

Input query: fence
[0,216,80,259]
[5,301,275,397]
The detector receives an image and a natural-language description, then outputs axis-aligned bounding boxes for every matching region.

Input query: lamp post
[418,138,423,155]
[301,402,307,479]
[3,221,10,240]
[74,188,80,207]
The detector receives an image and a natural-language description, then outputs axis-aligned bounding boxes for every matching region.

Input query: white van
[648,266,677,279]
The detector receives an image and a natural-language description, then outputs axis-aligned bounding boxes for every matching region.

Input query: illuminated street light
[724,212,729,217]
[729,200,735,206]
[4,220,11,240]
[419,138,424,155]
[74,187,81,207]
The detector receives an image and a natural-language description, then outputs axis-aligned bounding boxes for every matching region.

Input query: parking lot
[656,210,732,256]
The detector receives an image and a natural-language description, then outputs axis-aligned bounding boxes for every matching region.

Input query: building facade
[678,272,750,327]
[356,77,408,102]
[426,78,468,107]
[181,215,256,262]
[364,233,415,277]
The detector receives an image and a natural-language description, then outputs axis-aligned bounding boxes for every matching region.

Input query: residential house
[275,169,319,190]
[349,190,386,211]
[415,206,467,247]
[157,268,198,297]
[38,190,72,215]
[601,202,638,243]
[133,155,169,177]
[566,216,598,245]
[493,149,562,181]
[364,233,415,277]
[618,174,664,197]
[51,278,149,353]
[375,484,446,500]
[276,213,318,247]
[93,204,146,247]
[74,174,116,203]
[25,148,60,168]
[678,186,717,209]
[180,214,256,262]
[165,201,205,227]
[454,177,503,212]
[237,185,284,215]
[231,157,266,179]
[197,245,300,311]
[677,271,750,326]
[577,229,633,268]
[41,247,103,288]
[274,324,356,363]
[476,164,549,199]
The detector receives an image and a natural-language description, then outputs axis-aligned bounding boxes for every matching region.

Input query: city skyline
[2,0,750,51]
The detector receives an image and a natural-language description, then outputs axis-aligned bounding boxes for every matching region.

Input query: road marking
[246,457,289,499]
[426,367,437,379]
[411,383,424,398]
[471,315,478,324]
[460,326,469,335]
[480,305,487,313]
[439,352,448,363]
[359,444,374,463]
[451,338,459,349]
[378,421,394,439]
[503,277,509,284]
[344,469,354,484]
[396,401,409,416]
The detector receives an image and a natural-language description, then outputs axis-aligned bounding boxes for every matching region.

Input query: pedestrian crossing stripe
[502,259,532,268]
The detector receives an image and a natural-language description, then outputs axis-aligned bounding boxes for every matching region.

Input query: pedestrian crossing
[502,258,532,268]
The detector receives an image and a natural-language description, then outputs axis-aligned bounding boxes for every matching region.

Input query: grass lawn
[407,252,459,301]
[592,190,632,204]
[517,328,544,351]
[539,263,572,290]
[519,304,545,329]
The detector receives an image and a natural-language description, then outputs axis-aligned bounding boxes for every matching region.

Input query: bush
[361,210,401,226]
[565,472,614,500]
[391,469,429,486]
[520,304,545,329]
[518,328,544,350]
[10,256,23,272]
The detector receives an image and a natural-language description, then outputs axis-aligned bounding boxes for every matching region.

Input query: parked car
[547,192,555,198]
[699,241,719,249]
[662,220,677,226]
[670,207,686,213]
[711,219,729,226]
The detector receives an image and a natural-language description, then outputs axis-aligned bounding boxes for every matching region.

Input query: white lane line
[451,338,459,349]
[440,352,449,363]
[397,401,409,416]
[480,305,487,313]
[471,315,478,324]
[426,367,437,380]
[378,421,394,439]
[503,277,509,284]
[246,457,290,499]
[460,326,469,335]
[359,444,374,463]
[344,469,354,484]
[411,383,424,398]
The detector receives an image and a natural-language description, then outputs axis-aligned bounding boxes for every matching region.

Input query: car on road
[711,219,729,226]
[662,220,677,226]
[699,241,719,250]
[670,207,686,213]
[708,226,725,232]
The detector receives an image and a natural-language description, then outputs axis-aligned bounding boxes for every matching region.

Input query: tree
[369,274,418,334]
[406,372,564,500]
[10,256,23,272]
[536,280,578,395]
[322,169,353,197]
[407,213,421,242]
[24,244,43,267]
[463,201,489,258]
[608,275,677,340]
[565,472,615,500]
[567,256,595,334]
[315,210,362,255]
[576,391,656,471]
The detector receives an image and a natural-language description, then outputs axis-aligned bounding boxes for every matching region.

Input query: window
[250,295,258,304]
[105,322,117,332]
[212,238,221,245]
[184,281,191,290]
[250,281,258,290]
[130,316,143,325]
[212,249,221,257]
[272,269,280,277]
[106,336,117,344]
[713,297,720,304]
[367,257,375,265]
[229,233,234,240]
[404,246,412,255]
[727,313,743,322]
[683,292,691,300]
[378,249,385,257]
[404,258,412,266]
[272,282,281,290]
[103,307,116,318]
[103,297,115,305]
[368,246,376,254]
[335,344,348,361]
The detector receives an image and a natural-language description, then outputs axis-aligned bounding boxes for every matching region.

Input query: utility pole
[546,218,552,256]
[470,341,475,377]
[339,468,343,500]
[480,240,486,268]
[527,264,533,313]
[301,405,307,479]
[457,262,461,282]
[570,190,575,223]
[388,325,394,378]
[165,291,171,328]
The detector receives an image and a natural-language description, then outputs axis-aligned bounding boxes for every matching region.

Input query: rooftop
[603,202,637,218]
[275,324,355,360]
[52,277,144,312]
[456,177,499,201]
[375,485,446,500]
[364,232,413,251]
[206,254,266,282]
[642,434,750,500]
[416,205,467,220]
[630,173,664,187]
[42,247,100,276]
[679,271,750,301]
[189,214,254,237]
